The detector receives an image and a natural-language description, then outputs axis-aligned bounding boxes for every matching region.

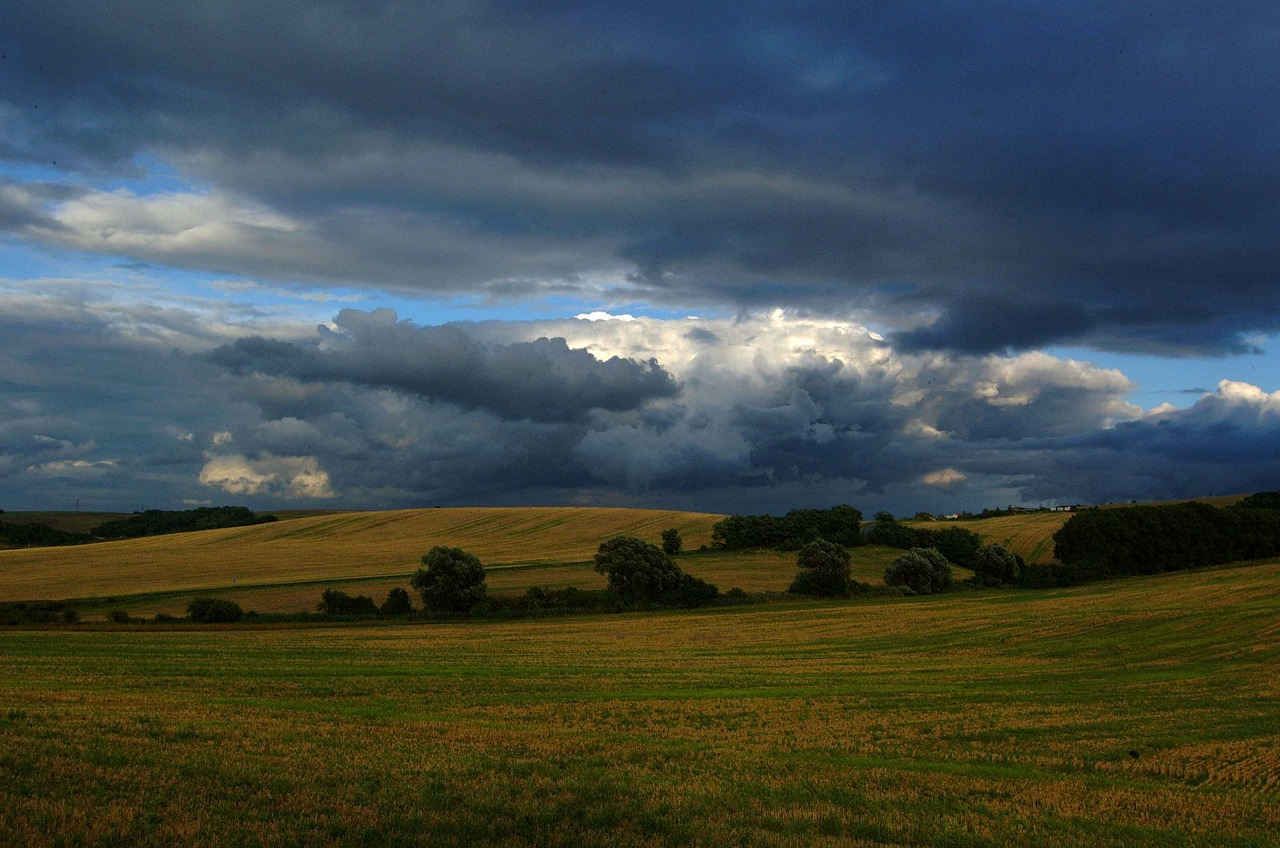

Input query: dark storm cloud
[208,309,678,423]
[5,2,1280,353]
[978,383,1280,506]
[892,297,1097,356]
[4,291,1278,513]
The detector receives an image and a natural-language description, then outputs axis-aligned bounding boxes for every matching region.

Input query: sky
[2,1,1279,517]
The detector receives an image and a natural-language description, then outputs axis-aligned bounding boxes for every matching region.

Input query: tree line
[0,506,277,549]
[1043,494,1280,586]
[710,505,864,550]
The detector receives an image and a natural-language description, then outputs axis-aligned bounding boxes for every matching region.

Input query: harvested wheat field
[2,560,1277,847]
[0,507,723,603]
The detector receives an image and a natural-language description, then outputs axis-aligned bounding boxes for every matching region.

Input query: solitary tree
[411,546,488,612]
[661,527,683,556]
[788,539,863,598]
[971,544,1023,586]
[592,535,719,605]
[884,547,953,595]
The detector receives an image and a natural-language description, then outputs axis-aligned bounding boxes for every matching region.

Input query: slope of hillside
[0,507,723,602]
[911,511,1072,564]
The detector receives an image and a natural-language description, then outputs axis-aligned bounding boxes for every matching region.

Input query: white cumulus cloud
[199,453,335,499]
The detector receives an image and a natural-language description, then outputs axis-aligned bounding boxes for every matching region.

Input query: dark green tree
[971,544,1024,586]
[380,587,414,616]
[186,597,245,623]
[866,512,920,549]
[884,547,954,595]
[411,546,488,612]
[661,527,683,555]
[593,536,696,602]
[318,589,378,616]
[788,539,863,598]
[918,526,983,567]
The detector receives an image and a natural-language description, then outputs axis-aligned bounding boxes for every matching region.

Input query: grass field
[2,560,1277,846]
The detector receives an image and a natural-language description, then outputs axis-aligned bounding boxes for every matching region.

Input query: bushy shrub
[866,513,919,548]
[379,587,414,616]
[186,597,245,623]
[920,526,983,568]
[412,546,488,612]
[593,536,687,600]
[884,547,953,595]
[661,573,720,607]
[971,544,1024,585]
[593,536,718,606]
[788,539,866,598]
[107,608,132,623]
[318,589,379,616]
[661,527,683,555]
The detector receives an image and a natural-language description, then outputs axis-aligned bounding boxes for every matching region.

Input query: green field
[2,559,1277,846]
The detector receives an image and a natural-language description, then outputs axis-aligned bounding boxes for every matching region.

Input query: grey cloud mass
[5,291,1277,515]
[4,2,1280,353]
[208,309,678,423]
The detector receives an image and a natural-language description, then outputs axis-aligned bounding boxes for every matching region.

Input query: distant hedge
[0,523,92,548]
[93,506,277,540]
[1051,499,1280,579]
[0,601,80,626]
[711,505,863,550]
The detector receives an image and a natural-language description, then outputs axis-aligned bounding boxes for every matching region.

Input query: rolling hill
[0,507,725,603]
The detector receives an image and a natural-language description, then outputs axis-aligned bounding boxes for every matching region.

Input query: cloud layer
[4,289,1278,515]
[208,308,677,423]
[4,2,1280,353]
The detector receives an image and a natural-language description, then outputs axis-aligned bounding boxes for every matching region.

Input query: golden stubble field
[912,512,1071,564]
[1,561,1277,847]
[0,507,724,603]
[0,508,921,617]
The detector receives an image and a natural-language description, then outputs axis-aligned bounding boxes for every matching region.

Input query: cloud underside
[3,2,1280,354]
[3,296,1278,513]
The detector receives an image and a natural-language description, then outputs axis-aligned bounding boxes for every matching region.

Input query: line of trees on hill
[710,505,864,550]
[93,507,277,540]
[1044,495,1280,585]
[0,506,277,549]
[0,523,93,548]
